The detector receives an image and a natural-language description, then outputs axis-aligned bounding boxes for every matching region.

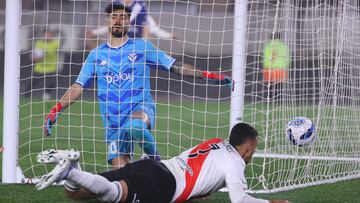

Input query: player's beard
[110,25,128,38]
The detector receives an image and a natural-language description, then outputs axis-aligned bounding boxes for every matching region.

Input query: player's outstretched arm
[43,83,83,136]
[170,61,203,78]
[170,61,234,90]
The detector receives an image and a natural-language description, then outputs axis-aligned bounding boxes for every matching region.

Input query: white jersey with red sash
[161,138,248,202]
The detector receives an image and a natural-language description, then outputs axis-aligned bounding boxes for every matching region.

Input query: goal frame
[0,0,249,184]
[2,0,22,184]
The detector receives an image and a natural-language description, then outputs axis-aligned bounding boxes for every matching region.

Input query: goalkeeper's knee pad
[125,119,147,141]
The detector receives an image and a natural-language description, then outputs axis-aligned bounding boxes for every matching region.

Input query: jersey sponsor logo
[128,53,138,62]
[176,138,223,202]
[175,157,193,176]
[105,72,134,84]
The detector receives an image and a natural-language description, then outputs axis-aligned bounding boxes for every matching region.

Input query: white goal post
[2,0,22,183]
[2,0,360,194]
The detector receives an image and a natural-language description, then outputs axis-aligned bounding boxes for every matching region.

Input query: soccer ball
[286,117,316,146]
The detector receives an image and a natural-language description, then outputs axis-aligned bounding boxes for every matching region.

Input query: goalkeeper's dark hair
[229,123,258,147]
[105,3,132,17]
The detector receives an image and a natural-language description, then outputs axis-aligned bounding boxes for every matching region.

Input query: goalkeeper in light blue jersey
[43,3,233,169]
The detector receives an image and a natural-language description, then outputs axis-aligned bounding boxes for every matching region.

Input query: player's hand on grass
[0,147,3,153]
[202,71,234,91]
[43,103,63,136]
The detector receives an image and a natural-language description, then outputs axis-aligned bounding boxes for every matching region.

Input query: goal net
[17,0,232,181]
[244,0,360,192]
[7,0,360,193]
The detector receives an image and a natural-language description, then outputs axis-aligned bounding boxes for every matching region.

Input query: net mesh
[14,0,360,192]
[18,0,232,177]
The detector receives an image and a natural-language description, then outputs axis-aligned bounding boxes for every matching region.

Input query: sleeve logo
[95,59,109,66]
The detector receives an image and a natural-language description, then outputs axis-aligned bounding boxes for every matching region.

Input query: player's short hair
[105,3,132,17]
[229,123,258,147]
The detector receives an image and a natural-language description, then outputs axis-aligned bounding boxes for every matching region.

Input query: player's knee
[125,119,147,140]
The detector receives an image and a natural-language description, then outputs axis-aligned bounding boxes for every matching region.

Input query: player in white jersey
[36,123,290,203]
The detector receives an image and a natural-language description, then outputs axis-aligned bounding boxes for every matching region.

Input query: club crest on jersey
[128,53,137,62]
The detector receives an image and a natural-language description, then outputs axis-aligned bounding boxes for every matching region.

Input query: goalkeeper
[36,123,290,203]
[43,3,233,168]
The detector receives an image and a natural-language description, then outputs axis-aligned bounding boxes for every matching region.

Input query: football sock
[125,119,160,160]
[64,161,81,191]
[66,168,122,203]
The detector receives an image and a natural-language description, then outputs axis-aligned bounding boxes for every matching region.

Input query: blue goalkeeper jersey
[76,38,176,129]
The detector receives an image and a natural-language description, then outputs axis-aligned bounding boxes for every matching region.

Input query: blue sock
[125,119,160,160]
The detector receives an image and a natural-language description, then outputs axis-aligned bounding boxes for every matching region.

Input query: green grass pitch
[0,97,360,202]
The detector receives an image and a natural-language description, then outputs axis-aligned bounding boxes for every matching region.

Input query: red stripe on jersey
[175,138,223,202]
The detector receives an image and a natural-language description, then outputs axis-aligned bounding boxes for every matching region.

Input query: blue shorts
[106,103,156,163]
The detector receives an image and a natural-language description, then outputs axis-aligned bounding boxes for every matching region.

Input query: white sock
[64,162,82,191]
[66,168,122,203]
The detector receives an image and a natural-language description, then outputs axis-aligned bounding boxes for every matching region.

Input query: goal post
[230,0,248,128]
[2,0,22,183]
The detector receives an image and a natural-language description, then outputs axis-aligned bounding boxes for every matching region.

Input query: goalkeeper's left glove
[43,103,63,136]
[202,71,234,91]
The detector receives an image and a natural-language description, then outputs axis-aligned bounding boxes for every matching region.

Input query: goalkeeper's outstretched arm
[170,61,203,78]
[43,83,83,136]
[170,61,234,90]
[58,83,84,108]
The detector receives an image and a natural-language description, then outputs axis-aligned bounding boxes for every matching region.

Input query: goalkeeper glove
[44,103,63,136]
[202,71,234,91]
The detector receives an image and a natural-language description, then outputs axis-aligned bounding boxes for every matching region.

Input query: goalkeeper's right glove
[44,103,63,136]
[202,71,234,91]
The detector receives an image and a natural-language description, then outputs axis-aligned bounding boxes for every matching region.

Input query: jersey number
[188,143,220,158]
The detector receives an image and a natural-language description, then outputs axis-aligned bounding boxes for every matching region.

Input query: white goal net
[244,0,360,192]
[3,0,360,193]
[17,0,233,180]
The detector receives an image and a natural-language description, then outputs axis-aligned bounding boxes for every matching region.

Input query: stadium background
[0,0,346,100]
